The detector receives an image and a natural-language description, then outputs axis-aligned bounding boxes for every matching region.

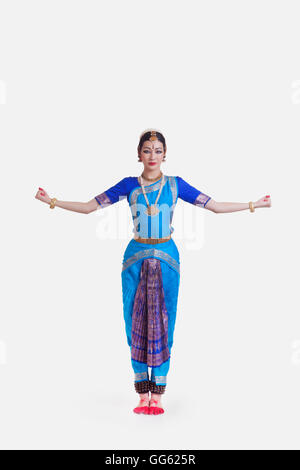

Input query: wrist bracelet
[50,198,57,209]
[249,201,255,212]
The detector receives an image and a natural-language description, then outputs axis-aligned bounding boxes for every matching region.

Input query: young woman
[35,128,271,416]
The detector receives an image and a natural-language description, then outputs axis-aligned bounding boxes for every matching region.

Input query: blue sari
[94,175,211,389]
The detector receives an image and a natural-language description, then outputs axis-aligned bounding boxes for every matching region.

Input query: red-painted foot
[149,399,164,415]
[149,406,164,415]
[133,405,149,414]
[133,398,150,414]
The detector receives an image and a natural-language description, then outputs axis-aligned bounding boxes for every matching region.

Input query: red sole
[148,406,164,415]
[133,406,149,414]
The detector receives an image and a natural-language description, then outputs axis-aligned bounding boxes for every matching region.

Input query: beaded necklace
[139,173,165,216]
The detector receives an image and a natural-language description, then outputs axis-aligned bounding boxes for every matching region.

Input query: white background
[0,0,299,450]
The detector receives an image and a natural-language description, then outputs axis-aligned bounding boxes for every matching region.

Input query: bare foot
[149,393,164,415]
[133,393,150,414]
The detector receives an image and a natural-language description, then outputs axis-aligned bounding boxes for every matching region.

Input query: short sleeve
[176,176,211,208]
[94,177,129,208]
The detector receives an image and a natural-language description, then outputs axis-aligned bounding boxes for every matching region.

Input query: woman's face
[139,140,165,171]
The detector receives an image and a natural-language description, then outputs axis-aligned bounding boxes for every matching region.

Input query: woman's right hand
[35,187,51,204]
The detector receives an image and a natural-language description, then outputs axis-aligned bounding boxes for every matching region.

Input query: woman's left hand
[254,195,272,209]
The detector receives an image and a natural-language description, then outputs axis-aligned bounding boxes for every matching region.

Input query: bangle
[50,198,57,209]
[249,201,255,212]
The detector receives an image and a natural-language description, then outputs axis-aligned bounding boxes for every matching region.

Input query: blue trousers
[121,238,180,391]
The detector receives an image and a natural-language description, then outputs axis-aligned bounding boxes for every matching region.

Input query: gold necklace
[139,173,165,216]
[140,170,162,184]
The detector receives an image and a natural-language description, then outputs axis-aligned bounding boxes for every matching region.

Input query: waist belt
[133,235,172,244]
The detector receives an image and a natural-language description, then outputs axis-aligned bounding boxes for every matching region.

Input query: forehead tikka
[149,130,158,141]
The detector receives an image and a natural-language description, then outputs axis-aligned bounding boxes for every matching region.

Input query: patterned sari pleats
[130,258,170,367]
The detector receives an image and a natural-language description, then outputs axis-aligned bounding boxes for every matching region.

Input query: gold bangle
[50,198,57,209]
[249,201,255,212]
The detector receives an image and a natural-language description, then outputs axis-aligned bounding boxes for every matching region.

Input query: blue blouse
[94,176,211,238]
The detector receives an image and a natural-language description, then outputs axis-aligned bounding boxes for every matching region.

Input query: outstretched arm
[35,187,99,214]
[204,195,271,213]
[176,177,271,214]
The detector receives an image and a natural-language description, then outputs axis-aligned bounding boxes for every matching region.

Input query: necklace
[141,170,162,183]
[139,173,165,216]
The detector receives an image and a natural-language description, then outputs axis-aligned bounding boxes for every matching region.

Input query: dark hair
[138,130,166,155]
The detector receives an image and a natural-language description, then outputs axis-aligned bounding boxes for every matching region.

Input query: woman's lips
[149,162,156,165]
